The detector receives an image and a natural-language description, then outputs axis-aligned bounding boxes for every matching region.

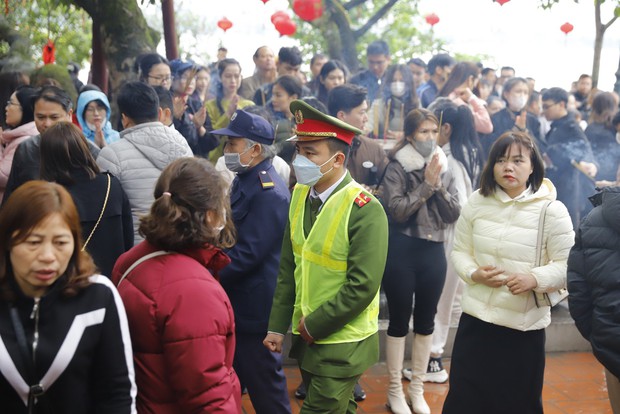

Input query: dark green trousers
[300,368,360,414]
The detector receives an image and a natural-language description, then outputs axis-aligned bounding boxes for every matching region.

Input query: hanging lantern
[495,0,510,5]
[42,39,55,65]
[293,0,323,22]
[260,0,269,3]
[425,13,439,27]
[217,17,233,33]
[274,17,296,37]
[271,11,290,24]
[560,22,574,35]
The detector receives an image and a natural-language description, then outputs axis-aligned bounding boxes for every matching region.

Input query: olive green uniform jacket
[268,172,389,378]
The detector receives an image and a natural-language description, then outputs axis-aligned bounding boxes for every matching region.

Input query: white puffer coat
[97,122,193,245]
[451,178,574,331]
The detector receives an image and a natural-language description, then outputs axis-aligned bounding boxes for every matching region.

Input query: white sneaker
[402,368,412,381]
[425,357,448,383]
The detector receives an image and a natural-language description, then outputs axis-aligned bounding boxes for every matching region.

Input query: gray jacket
[381,143,460,242]
[96,122,193,245]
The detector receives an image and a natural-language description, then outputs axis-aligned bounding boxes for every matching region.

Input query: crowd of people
[0,37,618,414]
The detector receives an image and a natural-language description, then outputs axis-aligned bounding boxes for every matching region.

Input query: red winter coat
[112,241,241,413]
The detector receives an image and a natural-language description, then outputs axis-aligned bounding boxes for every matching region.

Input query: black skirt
[442,313,545,414]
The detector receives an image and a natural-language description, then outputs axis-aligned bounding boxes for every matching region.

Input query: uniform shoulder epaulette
[354,191,372,208]
[259,170,275,190]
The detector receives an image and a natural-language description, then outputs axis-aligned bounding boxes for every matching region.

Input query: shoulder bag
[533,200,569,307]
[116,250,171,287]
[81,173,111,251]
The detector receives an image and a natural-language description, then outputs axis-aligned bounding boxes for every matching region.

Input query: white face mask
[292,153,336,187]
[508,95,528,112]
[224,146,254,173]
[390,81,406,97]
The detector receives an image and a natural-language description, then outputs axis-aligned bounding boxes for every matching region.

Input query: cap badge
[294,109,304,125]
[230,112,237,121]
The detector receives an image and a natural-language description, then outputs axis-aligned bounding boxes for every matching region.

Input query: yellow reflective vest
[289,182,380,344]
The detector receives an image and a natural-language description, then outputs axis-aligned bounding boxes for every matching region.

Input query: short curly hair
[139,157,236,251]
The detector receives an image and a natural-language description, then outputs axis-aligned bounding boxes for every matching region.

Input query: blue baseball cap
[170,59,195,77]
[212,110,275,145]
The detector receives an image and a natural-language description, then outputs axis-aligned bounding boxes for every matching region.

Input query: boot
[408,334,432,414]
[385,335,412,414]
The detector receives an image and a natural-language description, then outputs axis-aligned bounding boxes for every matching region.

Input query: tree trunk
[591,0,618,89]
[90,19,108,94]
[592,0,603,88]
[325,0,359,71]
[72,0,159,124]
[614,51,620,95]
[161,0,178,60]
[307,0,400,74]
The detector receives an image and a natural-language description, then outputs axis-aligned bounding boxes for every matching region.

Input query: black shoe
[353,382,366,402]
[294,382,306,399]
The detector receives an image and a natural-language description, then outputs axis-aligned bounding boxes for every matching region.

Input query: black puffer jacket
[567,186,620,378]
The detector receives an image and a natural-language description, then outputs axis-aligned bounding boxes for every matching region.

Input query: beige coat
[451,179,574,331]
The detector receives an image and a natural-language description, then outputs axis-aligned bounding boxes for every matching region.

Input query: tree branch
[604,15,619,31]
[342,0,367,11]
[353,0,399,38]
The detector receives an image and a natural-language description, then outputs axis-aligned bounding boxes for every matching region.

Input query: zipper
[30,297,40,366]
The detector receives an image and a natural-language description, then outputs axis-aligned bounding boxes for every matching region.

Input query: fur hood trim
[394,143,448,174]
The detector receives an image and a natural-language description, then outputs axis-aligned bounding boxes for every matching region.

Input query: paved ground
[241,352,612,413]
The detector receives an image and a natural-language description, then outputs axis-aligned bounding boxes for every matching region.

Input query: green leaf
[1,0,91,69]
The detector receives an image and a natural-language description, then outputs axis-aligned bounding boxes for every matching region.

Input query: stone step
[280,302,591,365]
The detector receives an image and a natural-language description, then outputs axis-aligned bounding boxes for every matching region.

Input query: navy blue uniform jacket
[220,158,291,334]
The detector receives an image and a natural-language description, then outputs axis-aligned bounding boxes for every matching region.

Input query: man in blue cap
[212,110,292,414]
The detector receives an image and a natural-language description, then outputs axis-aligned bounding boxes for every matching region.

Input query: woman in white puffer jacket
[443,131,574,414]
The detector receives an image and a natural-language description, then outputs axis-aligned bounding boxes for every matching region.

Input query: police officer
[212,110,292,414]
[264,100,389,413]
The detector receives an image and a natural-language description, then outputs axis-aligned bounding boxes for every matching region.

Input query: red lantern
[560,22,574,35]
[495,0,510,5]
[217,17,233,33]
[293,0,323,22]
[42,39,55,65]
[271,11,290,24]
[274,17,296,37]
[260,0,269,3]
[425,13,439,27]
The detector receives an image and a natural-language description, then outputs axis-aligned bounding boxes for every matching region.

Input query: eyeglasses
[148,75,172,83]
[542,102,559,110]
[85,106,106,114]
[6,100,19,107]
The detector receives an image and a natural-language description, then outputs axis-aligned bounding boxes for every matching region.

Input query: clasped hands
[471,265,537,295]
[424,153,442,188]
